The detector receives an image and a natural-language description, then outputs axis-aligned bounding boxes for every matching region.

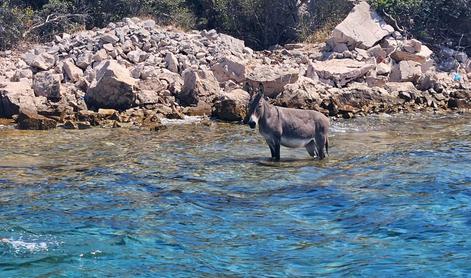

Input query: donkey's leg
[269,137,281,161]
[315,133,326,160]
[273,141,281,161]
[266,139,276,159]
[305,140,318,158]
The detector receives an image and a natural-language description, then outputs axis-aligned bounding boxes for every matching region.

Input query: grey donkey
[245,84,330,161]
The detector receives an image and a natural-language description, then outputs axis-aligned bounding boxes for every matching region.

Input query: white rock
[0,81,37,117]
[165,52,179,73]
[389,60,422,82]
[86,60,138,109]
[376,62,392,75]
[311,59,375,87]
[328,1,394,49]
[246,65,299,97]
[211,55,246,83]
[63,59,84,82]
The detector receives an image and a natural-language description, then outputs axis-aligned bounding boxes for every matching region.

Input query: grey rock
[33,71,62,100]
[101,32,120,44]
[179,68,221,106]
[77,52,94,69]
[390,60,422,82]
[63,59,83,82]
[86,60,139,110]
[214,89,250,121]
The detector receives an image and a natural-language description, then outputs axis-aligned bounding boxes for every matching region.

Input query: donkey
[245,84,330,161]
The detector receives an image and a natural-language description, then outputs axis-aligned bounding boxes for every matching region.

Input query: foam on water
[1,238,49,253]
[161,115,205,125]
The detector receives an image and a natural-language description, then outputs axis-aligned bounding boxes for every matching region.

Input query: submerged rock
[17,109,57,130]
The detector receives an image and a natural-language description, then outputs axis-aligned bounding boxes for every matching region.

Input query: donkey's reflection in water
[245,83,330,161]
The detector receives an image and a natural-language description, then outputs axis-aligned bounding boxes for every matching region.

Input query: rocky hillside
[0,1,470,130]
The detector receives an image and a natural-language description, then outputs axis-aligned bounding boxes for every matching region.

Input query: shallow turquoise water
[1,113,471,277]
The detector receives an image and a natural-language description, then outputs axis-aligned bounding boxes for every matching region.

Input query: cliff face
[0,3,469,130]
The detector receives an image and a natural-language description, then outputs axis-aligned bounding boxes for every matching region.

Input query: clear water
[1,113,471,277]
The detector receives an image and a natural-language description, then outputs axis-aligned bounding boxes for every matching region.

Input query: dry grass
[303,21,338,44]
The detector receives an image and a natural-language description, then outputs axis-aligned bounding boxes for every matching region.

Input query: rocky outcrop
[328,1,394,50]
[0,7,469,130]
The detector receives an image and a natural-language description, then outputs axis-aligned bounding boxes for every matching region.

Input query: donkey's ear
[258,82,265,94]
[244,82,254,96]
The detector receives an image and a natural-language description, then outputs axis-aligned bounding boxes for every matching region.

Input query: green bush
[370,0,471,51]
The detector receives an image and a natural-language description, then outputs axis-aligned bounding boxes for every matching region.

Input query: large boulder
[0,82,37,117]
[211,55,246,83]
[213,89,250,121]
[218,33,246,54]
[85,60,139,110]
[16,109,57,130]
[155,69,184,94]
[274,77,322,109]
[246,65,299,97]
[33,71,62,100]
[311,59,375,87]
[328,1,394,50]
[178,68,221,106]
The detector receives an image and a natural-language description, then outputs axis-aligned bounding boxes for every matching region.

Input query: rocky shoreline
[0,1,470,130]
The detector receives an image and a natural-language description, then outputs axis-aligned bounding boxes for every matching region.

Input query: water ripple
[1,113,471,276]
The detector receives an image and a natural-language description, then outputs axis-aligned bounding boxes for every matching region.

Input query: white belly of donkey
[280,136,312,148]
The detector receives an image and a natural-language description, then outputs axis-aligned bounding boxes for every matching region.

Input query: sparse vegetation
[0,0,469,52]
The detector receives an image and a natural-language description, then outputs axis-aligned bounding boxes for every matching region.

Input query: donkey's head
[246,83,265,129]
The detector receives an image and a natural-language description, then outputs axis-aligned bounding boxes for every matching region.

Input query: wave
[1,238,49,253]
